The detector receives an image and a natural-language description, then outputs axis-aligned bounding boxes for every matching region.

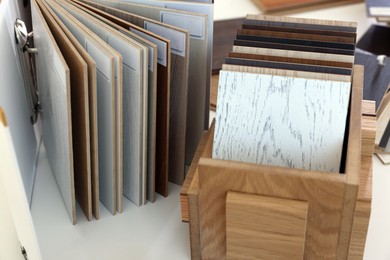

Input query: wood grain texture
[225,57,352,75]
[47,0,118,215]
[32,0,76,224]
[226,191,308,260]
[362,100,376,116]
[39,0,101,219]
[348,201,371,260]
[228,51,353,69]
[246,14,357,32]
[71,0,170,199]
[238,28,355,44]
[198,66,362,259]
[213,70,351,172]
[38,0,92,221]
[222,64,352,82]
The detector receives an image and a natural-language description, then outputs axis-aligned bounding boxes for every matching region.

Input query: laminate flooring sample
[31,0,76,223]
[213,70,351,172]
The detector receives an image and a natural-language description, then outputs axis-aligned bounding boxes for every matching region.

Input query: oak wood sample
[72,0,170,199]
[31,0,76,224]
[198,65,362,259]
[47,0,118,215]
[213,70,351,172]
[38,0,92,221]
[226,191,308,260]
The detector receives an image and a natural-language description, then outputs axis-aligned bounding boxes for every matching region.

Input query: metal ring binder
[14,18,40,124]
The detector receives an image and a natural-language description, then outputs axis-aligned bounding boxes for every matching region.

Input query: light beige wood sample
[226,191,308,260]
[222,64,352,82]
[38,0,100,219]
[197,65,362,259]
[362,100,376,116]
[376,153,390,165]
[37,0,92,221]
[32,0,76,224]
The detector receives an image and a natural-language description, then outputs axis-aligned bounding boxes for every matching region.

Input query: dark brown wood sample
[75,0,171,196]
[228,52,353,68]
[37,0,92,220]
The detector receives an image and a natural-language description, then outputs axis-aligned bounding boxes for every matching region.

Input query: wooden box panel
[197,65,363,259]
[226,191,308,260]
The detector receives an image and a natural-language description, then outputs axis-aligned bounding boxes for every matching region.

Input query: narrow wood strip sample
[73,0,170,197]
[246,14,357,32]
[222,64,351,83]
[236,34,355,50]
[225,57,352,75]
[232,45,355,63]
[238,28,355,44]
[242,23,357,39]
[234,39,355,56]
[38,0,92,220]
[226,191,308,260]
[229,51,353,68]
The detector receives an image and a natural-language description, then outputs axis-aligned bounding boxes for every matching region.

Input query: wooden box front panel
[226,191,308,260]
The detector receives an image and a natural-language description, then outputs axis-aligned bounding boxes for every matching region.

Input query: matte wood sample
[47,0,118,215]
[31,0,76,224]
[38,0,100,218]
[73,0,171,197]
[38,0,92,221]
[199,65,363,259]
[213,70,351,172]
[226,191,308,260]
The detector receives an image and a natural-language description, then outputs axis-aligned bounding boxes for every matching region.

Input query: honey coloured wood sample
[37,0,92,221]
[226,191,308,260]
[213,70,351,172]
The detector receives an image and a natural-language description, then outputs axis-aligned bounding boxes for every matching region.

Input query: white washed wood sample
[31,0,76,223]
[213,70,351,172]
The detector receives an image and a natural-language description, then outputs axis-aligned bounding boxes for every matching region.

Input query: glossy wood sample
[72,0,170,199]
[32,0,76,224]
[37,0,92,221]
[213,70,351,172]
[226,191,308,260]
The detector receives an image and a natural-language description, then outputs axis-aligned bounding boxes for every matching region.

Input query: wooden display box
[181,66,372,259]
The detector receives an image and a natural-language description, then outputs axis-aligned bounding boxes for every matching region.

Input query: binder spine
[14,18,40,124]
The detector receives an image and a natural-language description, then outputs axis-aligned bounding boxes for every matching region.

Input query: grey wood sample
[80,0,190,185]
[58,0,148,207]
[47,1,118,215]
[213,70,352,173]
[73,0,171,197]
[31,0,76,224]
[37,0,92,221]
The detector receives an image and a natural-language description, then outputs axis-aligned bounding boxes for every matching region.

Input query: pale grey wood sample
[70,1,159,203]
[57,0,148,207]
[213,70,351,173]
[31,1,76,223]
[47,1,118,215]
[93,0,208,170]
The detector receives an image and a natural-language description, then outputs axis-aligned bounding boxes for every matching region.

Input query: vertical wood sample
[213,70,351,172]
[31,0,76,224]
[226,191,308,260]
[38,0,92,221]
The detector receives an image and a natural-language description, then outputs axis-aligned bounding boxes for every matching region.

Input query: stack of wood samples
[213,14,357,173]
[29,0,213,224]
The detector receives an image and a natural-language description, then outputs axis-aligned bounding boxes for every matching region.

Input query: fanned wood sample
[226,191,308,260]
[213,70,351,172]
[75,0,171,196]
[47,0,118,215]
[38,0,101,219]
[37,0,92,221]
[82,0,190,185]
[31,0,76,224]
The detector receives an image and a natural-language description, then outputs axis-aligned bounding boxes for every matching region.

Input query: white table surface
[30,1,390,260]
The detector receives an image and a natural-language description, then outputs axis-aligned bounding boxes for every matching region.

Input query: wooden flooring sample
[38,0,92,221]
[213,70,351,172]
[226,191,308,260]
[74,0,171,197]
[32,0,76,224]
